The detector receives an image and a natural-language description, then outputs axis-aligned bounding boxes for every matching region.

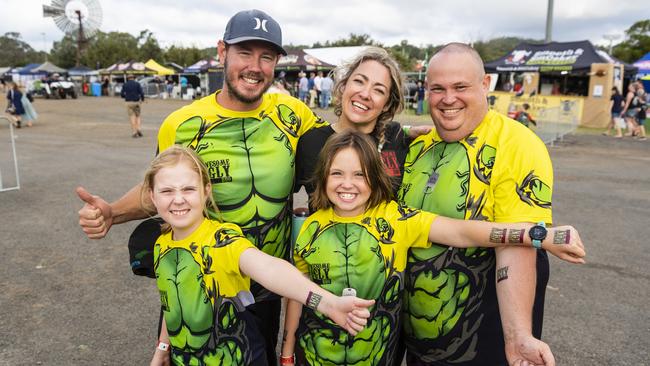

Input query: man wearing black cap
[76,9,326,365]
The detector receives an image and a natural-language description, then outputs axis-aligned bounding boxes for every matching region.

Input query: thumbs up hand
[76,186,113,239]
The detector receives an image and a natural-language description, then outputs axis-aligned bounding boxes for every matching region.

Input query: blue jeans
[416,99,424,115]
[320,90,331,108]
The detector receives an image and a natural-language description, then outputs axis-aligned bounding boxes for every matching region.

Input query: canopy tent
[304,46,371,66]
[17,63,46,75]
[166,62,184,72]
[183,57,222,73]
[485,40,617,73]
[101,61,156,75]
[595,50,638,76]
[0,66,12,75]
[68,65,98,76]
[633,52,650,76]
[275,49,335,71]
[145,59,175,75]
[32,61,67,74]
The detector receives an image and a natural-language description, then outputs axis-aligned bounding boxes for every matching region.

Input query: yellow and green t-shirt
[397,110,553,365]
[293,201,437,365]
[154,218,266,366]
[157,91,326,301]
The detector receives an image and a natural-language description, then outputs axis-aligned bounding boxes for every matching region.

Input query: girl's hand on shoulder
[543,226,586,264]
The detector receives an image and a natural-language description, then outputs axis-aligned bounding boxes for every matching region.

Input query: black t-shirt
[294,122,411,212]
[610,93,624,113]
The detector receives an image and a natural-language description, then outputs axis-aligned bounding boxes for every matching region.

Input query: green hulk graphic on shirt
[398,124,552,362]
[295,220,403,365]
[165,102,324,300]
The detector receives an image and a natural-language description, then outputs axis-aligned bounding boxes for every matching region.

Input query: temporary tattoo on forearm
[553,230,571,244]
[497,266,509,283]
[507,229,525,244]
[306,291,322,310]
[490,228,507,243]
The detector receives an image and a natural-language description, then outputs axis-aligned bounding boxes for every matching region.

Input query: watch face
[529,225,547,240]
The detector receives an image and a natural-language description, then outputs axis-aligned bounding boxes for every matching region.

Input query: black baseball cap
[223,9,287,55]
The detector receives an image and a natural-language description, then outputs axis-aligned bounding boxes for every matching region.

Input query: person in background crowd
[5,81,25,128]
[120,74,145,138]
[603,86,625,138]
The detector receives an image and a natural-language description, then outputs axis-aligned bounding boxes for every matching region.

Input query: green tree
[0,32,46,66]
[163,45,204,67]
[84,31,139,68]
[473,37,541,63]
[612,19,650,62]
[137,29,163,61]
[49,35,78,68]
[313,33,380,48]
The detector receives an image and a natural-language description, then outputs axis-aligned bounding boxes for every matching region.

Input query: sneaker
[132,133,139,138]
[137,130,143,137]
[638,137,647,141]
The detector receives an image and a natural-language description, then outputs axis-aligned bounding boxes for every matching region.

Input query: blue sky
[3,0,649,52]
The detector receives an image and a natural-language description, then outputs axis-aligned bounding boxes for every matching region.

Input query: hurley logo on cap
[223,9,287,55]
[254,18,268,32]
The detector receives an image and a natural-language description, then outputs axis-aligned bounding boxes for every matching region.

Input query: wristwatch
[156,340,170,352]
[529,222,547,249]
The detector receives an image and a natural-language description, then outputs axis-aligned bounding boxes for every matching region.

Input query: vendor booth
[276,49,334,72]
[485,40,638,128]
[184,57,222,95]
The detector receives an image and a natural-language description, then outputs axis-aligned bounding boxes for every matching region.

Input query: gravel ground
[0,96,648,365]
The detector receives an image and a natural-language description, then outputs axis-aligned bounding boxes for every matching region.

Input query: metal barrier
[533,105,580,146]
[0,116,20,192]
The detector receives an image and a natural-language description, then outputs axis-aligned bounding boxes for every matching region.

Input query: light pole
[603,34,621,55]
[41,32,48,61]
[545,0,554,42]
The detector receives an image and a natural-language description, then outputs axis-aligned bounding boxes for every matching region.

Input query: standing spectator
[416,80,425,115]
[298,72,309,104]
[20,85,38,127]
[165,78,174,98]
[120,74,144,138]
[319,72,333,108]
[313,71,323,107]
[603,86,625,138]
[101,77,110,96]
[308,72,316,107]
[5,81,25,128]
[633,81,647,141]
[399,43,556,366]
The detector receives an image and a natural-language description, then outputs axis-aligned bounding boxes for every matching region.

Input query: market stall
[485,40,638,128]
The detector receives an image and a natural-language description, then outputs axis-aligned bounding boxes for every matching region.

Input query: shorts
[625,108,639,118]
[126,102,141,117]
[614,117,626,129]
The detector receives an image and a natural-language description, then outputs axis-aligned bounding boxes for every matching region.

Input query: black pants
[248,298,282,366]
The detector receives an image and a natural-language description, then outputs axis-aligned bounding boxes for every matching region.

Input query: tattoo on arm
[507,229,525,244]
[553,230,571,244]
[496,266,509,283]
[306,291,322,310]
[490,228,507,243]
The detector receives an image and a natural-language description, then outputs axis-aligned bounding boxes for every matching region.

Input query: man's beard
[223,60,273,104]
